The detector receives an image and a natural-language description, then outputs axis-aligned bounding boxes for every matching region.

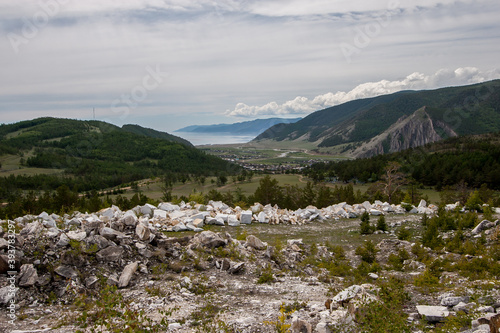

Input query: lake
[174,132,257,146]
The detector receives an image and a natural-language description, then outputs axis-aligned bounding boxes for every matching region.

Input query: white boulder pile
[0,199,446,244]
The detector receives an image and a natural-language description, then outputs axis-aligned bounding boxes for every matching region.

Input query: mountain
[0,117,238,192]
[176,117,302,135]
[255,80,500,157]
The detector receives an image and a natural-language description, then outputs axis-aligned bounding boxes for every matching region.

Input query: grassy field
[0,151,65,176]
[122,174,309,201]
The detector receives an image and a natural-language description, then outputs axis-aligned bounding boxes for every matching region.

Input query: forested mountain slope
[0,117,239,194]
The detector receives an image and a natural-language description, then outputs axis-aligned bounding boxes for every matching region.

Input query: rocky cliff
[352,107,458,158]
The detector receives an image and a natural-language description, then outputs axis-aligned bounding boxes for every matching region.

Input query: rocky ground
[1,200,499,332]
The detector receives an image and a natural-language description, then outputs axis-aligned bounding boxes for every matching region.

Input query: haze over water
[175,132,257,146]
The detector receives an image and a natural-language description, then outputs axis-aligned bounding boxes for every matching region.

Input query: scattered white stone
[153,209,168,219]
[121,210,138,226]
[472,220,495,235]
[228,215,240,227]
[168,323,182,330]
[416,305,450,322]
[135,223,150,241]
[257,211,268,223]
[158,202,180,212]
[440,296,469,307]
[57,233,70,247]
[67,230,87,242]
[118,262,139,288]
[172,223,188,232]
[240,210,253,224]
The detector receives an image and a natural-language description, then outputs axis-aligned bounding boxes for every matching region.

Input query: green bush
[397,226,411,241]
[257,265,275,284]
[356,278,412,333]
[387,248,410,271]
[356,240,379,264]
[414,269,441,294]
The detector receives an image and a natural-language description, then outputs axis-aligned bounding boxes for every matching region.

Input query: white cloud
[0,0,245,20]
[247,0,478,17]
[225,67,500,117]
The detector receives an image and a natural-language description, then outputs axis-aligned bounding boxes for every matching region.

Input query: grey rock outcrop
[472,220,496,235]
[190,231,226,249]
[54,265,79,280]
[18,264,38,287]
[245,235,267,250]
[96,246,124,262]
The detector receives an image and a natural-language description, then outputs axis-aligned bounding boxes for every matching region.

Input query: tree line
[305,132,500,190]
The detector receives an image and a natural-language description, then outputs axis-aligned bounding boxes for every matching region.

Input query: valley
[1,81,500,333]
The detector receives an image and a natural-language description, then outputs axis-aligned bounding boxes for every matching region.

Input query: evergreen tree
[315,185,332,208]
[216,174,228,187]
[465,190,482,212]
[376,215,388,232]
[254,175,283,206]
[360,211,373,235]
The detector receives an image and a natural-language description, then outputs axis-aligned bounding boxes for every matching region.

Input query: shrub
[401,202,413,212]
[483,204,494,220]
[397,226,411,241]
[191,298,224,327]
[69,278,175,333]
[387,248,410,271]
[257,265,275,284]
[356,278,412,333]
[414,269,441,294]
[411,242,430,263]
[263,304,294,333]
[356,240,378,264]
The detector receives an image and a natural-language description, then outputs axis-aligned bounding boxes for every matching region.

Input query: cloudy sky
[1,0,500,133]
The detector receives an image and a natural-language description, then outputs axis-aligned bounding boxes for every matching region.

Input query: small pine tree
[397,226,411,241]
[376,215,388,232]
[465,190,482,212]
[355,240,379,263]
[360,211,373,235]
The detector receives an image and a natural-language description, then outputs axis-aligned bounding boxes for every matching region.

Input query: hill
[255,80,500,157]
[121,124,192,146]
[0,117,239,194]
[176,117,301,135]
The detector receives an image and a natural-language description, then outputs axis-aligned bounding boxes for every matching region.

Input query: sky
[1,0,500,134]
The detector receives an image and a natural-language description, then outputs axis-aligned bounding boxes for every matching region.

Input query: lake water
[175,132,257,146]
